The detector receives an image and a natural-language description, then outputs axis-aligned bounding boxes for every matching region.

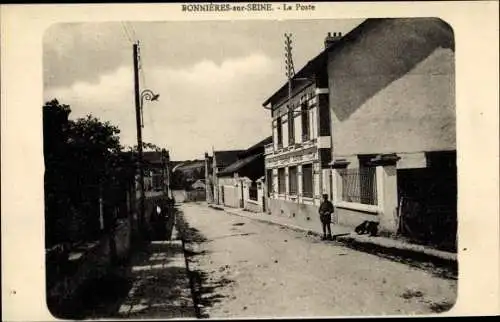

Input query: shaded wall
[218,177,241,208]
[328,18,455,157]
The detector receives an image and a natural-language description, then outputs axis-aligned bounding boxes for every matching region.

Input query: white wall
[328,19,455,157]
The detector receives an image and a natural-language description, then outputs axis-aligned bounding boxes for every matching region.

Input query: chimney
[324,31,342,49]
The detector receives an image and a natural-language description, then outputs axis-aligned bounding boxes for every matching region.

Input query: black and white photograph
[1,2,499,321]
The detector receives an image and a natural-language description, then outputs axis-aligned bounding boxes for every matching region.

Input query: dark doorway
[397,151,457,251]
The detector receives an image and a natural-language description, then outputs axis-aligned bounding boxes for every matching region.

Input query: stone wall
[245,199,262,213]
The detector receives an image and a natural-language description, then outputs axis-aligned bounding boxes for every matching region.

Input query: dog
[354,221,379,236]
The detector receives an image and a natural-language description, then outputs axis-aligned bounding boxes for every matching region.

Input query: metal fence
[338,167,377,205]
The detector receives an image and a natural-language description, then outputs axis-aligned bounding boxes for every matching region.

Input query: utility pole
[285,33,295,144]
[133,42,145,236]
[161,149,166,196]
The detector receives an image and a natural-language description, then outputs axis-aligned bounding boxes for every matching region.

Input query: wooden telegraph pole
[133,42,146,236]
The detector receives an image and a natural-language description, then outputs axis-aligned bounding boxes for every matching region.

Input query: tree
[44,99,134,247]
[43,99,72,247]
[125,141,163,153]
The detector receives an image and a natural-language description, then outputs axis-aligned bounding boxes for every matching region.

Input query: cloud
[43,19,365,159]
[43,22,132,88]
[165,53,274,84]
[44,53,279,159]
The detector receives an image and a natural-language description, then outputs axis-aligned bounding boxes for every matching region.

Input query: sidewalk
[69,215,197,320]
[207,203,457,269]
[115,225,196,319]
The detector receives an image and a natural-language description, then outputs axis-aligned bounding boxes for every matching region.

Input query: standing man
[319,194,334,240]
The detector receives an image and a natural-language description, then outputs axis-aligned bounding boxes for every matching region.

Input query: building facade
[216,137,272,212]
[142,150,171,194]
[327,18,456,249]
[204,154,214,203]
[263,18,456,249]
[263,34,339,228]
[208,150,244,205]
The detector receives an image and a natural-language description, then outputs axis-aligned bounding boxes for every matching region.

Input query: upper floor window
[277,116,283,148]
[288,106,295,145]
[301,103,309,142]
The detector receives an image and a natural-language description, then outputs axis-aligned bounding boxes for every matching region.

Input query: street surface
[178,203,457,318]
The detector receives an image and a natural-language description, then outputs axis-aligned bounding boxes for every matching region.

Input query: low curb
[209,204,457,270]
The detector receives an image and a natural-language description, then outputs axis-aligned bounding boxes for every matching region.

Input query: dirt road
[177,203,457,318]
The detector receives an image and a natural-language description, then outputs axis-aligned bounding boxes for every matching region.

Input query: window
[249,181,258,201]
[288,107,295,145]
[266,169,273,196]
[338,167,377,205]
[278,168,286,194]
[302,164,313,198]
[277,116,283,148]
[288,166,298,195]
[301,103,309,142]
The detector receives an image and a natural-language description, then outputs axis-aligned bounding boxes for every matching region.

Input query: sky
[43,19,363,161]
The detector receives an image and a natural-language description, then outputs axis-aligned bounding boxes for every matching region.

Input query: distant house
[140,150,170,193]
[206,150,244,205]
[171,159,206,190]
[191,179,206,191]
[214,137,272,210]
[204,154,214,202]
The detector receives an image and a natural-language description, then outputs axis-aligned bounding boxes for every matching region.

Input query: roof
[262,19,372,107]
[245,136,273,153]
[217,153,263,177]
[237,136,272,159]
[173,160,205,172]
[143,151,162,163]
[120,150,169,168]
[263,18,454,108]
[214,150,245,168]
[191,179,206,188]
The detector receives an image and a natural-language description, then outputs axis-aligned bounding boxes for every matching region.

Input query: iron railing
[338,167,377,205]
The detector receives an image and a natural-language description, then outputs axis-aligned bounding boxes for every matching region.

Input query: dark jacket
[319,200,334,215]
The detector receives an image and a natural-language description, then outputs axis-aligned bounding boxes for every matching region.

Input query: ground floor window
[338,167,377,205]
[278,168,286,194]
[288,166,298,195]
[302,164,313,198]
[266,169,273,196]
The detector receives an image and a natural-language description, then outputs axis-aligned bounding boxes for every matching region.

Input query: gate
[397,166,457,252]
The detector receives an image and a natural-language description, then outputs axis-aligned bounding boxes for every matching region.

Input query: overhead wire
[126,22,138,42]
[120,22,134,44]
[121,21,162,149]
